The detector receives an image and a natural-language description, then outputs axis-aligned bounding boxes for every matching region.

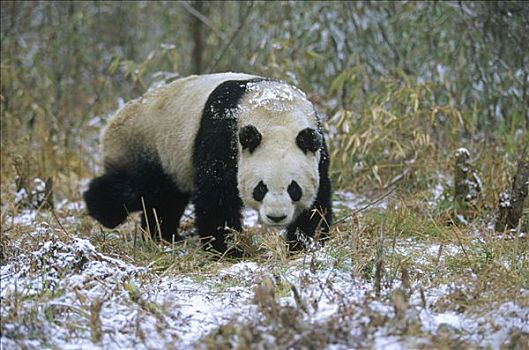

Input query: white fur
[236,80,320,227]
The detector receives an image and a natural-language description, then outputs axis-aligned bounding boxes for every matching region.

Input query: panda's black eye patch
[288,181,302,202]
[253,181,268,202]
[296,127,322,154]
[239,125,262,153]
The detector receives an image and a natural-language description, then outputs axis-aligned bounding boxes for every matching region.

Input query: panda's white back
[103,72,259,193]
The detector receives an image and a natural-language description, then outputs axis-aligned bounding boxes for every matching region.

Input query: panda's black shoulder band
[193,78,266,251]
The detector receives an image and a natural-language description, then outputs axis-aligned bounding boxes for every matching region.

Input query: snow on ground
[333,190,388,211]
[1,193,528,349]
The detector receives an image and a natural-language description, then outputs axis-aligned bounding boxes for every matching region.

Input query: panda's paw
[286,229,328,253]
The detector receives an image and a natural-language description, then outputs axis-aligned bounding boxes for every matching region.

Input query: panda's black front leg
[194,200,243,254]
[193,162,243,254]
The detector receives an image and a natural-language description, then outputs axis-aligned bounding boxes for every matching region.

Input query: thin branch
[206,2,254,73]
[377,10,400,67]
[179,1,226,41]
[52,210,69,236]
[332,188,395,227]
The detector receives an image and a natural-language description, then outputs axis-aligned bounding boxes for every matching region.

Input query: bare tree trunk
[496,144,529,231]
[190,1,206,74]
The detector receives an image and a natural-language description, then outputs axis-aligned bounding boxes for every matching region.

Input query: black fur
[287,131,332,250]
[296,127,323,154]
[84,156,189,242]
[193,79,264,253]
[239,125,262,153]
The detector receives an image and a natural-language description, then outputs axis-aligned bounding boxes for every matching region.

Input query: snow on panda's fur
[84,72,332,253]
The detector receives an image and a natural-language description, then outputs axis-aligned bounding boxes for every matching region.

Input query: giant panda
[84,72,332,253]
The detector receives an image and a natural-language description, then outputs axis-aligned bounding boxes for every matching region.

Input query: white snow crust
[1,194,528,349]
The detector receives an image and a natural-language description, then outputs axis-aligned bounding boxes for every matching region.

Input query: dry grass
[198,213,529,349]
[1,172,528,348]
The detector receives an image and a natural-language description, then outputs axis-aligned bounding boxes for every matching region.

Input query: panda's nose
[267,215,287,223]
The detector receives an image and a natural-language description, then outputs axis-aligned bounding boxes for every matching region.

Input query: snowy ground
[1,192,528,349]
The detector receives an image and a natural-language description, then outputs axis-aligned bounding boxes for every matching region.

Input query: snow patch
[333,191,387,211]
[2,193,528,349]
[455,147,470,158]
[9,209,36,225]
[246,81,305,112]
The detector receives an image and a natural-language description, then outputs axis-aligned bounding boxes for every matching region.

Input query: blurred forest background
[1,1,528,216]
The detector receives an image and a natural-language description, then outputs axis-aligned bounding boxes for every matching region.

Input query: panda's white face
[237,125,321,227]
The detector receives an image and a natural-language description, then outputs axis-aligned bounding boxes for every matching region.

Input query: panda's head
[237,124,322,227]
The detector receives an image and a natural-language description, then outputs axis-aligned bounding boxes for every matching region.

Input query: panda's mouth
[260,214,289,227]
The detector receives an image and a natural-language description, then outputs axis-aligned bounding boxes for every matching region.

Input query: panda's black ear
[296,128,322,154]
[239,125,262,153]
